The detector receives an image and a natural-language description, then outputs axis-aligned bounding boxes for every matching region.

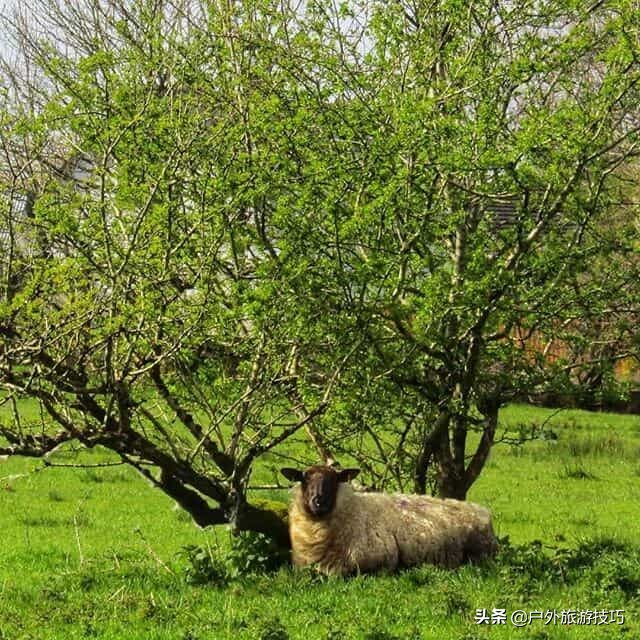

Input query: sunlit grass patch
[1,403,640,639]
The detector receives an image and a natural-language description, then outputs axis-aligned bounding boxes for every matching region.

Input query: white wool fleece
[288,483,498,576]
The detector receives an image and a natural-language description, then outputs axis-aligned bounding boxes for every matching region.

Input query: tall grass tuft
[559,463,598,480]
[561,433,628,458]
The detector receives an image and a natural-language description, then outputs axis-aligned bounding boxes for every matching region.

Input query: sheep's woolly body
[288,484,498,575]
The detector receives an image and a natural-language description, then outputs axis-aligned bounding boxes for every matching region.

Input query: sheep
[281,465,498,576]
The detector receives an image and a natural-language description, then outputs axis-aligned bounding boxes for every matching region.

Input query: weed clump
[179,530,289,586]
[179,544,229,587]
[226,530,290,576]
[497,536,640,599]
[254,617,289,640]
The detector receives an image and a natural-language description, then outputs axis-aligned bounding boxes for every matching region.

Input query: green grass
[1,403,639,639]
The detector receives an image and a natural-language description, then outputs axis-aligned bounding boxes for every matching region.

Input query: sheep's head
[281,465,360,518]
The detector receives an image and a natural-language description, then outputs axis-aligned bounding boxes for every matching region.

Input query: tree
[0,0,357,545]
[1,0,639,543]
[262,0,640,498]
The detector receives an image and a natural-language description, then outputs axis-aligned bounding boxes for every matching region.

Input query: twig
[107,585,125,602]
[74,514,84,567]
[247,484,288,491]
[0,472,30,484]
[43,460,125,469]
[133,527,174,575]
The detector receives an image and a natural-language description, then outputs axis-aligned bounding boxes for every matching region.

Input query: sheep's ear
[280,468,304,482]
[337,468,360,483]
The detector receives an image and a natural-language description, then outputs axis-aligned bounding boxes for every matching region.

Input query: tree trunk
[463,401,498,490]
[434,398,500,501]
[159,469,290,547]
[413,410,450,494]
[235,500,290,548]
[436,471,468,500]
[436,397,500,500]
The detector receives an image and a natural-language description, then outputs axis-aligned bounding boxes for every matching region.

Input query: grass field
[1,404,639,639]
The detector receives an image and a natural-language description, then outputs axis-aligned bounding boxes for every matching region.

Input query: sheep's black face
[281,465,360,519]
[302,467,339,517]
